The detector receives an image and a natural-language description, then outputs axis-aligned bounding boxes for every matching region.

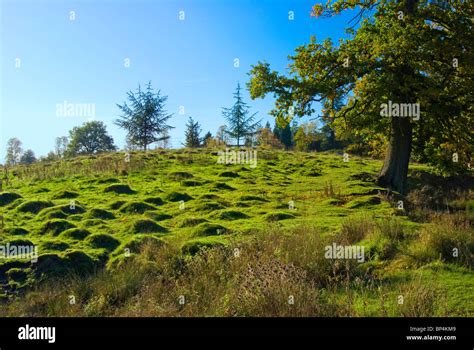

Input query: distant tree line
[3,81,351,165]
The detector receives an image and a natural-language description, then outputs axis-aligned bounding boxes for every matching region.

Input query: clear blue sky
[1,0,356,161]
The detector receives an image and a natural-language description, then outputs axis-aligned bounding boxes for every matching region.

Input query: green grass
[0,148,472,316]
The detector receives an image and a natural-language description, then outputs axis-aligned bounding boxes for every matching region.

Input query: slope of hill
[0,149,472,316]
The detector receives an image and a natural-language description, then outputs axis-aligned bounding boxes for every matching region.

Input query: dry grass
[0,218,462,317]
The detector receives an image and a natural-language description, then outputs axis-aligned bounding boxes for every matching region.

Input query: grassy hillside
[0,148,472,316]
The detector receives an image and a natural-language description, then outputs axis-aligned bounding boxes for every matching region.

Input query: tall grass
[0,221,454,317]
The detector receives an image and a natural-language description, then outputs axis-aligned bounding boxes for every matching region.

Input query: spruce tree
[184,117,202,148]
[222,83,260,147]
[116,82,174,151]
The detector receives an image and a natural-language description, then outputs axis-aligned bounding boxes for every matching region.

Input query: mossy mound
[193,223,228,237]
[6,238,35,247]
[34,254,69,279]
[265,212,296,222]
[96,177,120,184]
[166,192,193,202]
[60,228,92,240]
[131,219,167,233]
[143,197,164,206]
[6,268,29,283]
[234,201,252,208]
[52,190,79,199]
[86,208,115,220]
[40,240,70,252]
[103,184,135,194]
[17,200,54,214]
[346,195,382,209]
[210,182,235,191]
[214,210,249,221]
[169,171,194,180]
[82,219,105,227]
[300,167,323,177]
[113,235,165,256]
[177,217,208,228]
[145,211,172,222]
[323,198,345,206]
[40,219,76,236]
[6,227,29,236]
[119,201,157,214]
[63,250,97,276]
[0,260,30,279]
[181,180,205,187]
[38,204,86,219]
[218,171,240,178]
[238,195,268,202]
[349,172,375,182]
[86,234,120,251]
[57,204,86,215]
[181,240,224,255]
[194,201,226,212]
[38,208,68,220]
[198,194,222,201]
[109,200,127,210]
[0,192,22,207]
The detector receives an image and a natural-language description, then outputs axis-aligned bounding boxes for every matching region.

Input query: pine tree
[116,81,174,151]
[184,117,202,148]
[222,83,260,147]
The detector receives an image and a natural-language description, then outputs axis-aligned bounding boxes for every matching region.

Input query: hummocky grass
[0,148,471,316]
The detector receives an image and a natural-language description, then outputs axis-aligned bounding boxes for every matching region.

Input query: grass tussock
[1,224,451,317]
[407,213,473,268]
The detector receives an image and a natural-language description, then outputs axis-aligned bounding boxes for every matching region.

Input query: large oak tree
[248,0,473,194]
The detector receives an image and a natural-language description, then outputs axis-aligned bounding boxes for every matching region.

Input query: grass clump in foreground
[0,224,461,317]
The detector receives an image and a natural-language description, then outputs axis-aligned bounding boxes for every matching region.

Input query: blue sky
[1,0,356,160]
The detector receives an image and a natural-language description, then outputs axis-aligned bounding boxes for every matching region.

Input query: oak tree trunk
[377,116,412,194]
